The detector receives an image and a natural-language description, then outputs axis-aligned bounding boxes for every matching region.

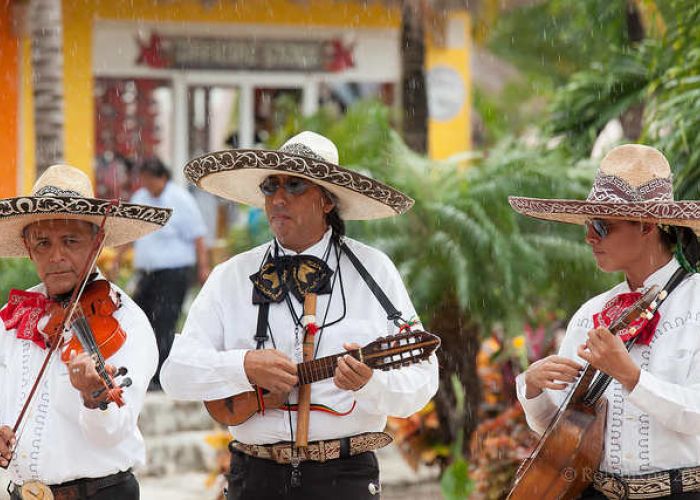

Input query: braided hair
[321,188,345,243]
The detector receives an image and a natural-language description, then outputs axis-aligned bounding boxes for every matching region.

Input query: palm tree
[357,135,613,452]
[30,0,65,175]
[544,0,700,199]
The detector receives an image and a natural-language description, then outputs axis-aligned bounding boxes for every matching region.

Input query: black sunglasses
[585,219,609,239]
[259,176,312,197]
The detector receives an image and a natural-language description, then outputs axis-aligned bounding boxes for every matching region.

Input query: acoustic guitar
[507,285,662,500]
[204,329,441,426]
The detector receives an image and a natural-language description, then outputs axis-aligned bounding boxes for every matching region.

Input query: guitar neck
[297,349,361,385]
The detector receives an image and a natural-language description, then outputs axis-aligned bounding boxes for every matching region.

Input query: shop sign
[137,33,354,72]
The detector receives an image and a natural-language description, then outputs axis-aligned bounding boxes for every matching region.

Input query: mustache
[45,268,75,275]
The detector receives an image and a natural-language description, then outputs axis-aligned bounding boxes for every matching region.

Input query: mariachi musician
[511,145,700,499]
[0,165,171,499]
[161,131,439,499]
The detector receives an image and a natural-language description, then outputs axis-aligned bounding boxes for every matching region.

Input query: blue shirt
[130,182,207,271]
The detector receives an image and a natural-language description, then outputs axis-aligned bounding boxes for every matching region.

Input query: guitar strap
[339,240,405,323]
[252,238,406,347]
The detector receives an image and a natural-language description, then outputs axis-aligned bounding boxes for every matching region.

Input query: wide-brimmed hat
[509,144,700,233]
[0,164,172,257]
[183,131,414,220]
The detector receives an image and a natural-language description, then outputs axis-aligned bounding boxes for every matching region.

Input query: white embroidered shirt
[161,230,439,444]
[517,258,700,474]
[0,279,157,485]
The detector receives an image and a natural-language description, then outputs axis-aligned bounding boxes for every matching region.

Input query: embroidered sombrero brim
[184,149,414,220]
[0,196,172,257]
[508,196,700,233]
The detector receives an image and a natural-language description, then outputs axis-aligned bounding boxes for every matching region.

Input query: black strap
[340,241,403,322]
[254,302,270,349]
[670,469,684,495]
[339,437,351,458]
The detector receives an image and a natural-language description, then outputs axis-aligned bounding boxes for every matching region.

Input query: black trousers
[133,266,192,388]
[226,450,380,500]
[580,486,700,499]
[9,472,139,500]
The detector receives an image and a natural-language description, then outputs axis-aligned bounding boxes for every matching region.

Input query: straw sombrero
[183,131,413,220]
[0,164,172,257]
[509,144,700,233]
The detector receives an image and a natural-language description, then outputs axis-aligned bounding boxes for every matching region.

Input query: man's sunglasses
[259,176,312,197]
[585,219,609,239]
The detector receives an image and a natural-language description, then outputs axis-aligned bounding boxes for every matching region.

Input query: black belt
[9,470,133,500]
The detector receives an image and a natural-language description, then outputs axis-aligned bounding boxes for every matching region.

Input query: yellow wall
[62,0,95,178]
[426,12,471,162]
[90,0,399,27]
[0,0,18,197]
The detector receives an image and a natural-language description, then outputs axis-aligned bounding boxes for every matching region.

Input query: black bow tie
[250,255,333,304]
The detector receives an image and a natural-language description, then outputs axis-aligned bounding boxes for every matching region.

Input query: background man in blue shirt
[115,157,210,390]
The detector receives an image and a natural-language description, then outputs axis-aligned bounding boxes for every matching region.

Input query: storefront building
[0,0,471,199]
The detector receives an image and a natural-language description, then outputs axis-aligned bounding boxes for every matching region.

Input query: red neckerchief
[0,289,53,349]
[592,292,660,345]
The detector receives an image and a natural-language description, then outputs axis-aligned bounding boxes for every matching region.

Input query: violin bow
[4,200,119,468]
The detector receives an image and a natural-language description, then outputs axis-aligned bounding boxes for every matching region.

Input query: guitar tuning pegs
[120,377,132,388]
[650,301,658,310]
[658,291,668,300]
[645,312,654,320]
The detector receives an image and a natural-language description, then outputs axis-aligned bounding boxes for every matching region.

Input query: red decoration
[592,292,660,345]
[325,39,355,73]
[136,34,170,69]
[0,290,53,349]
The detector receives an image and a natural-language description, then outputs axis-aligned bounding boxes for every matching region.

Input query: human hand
[334,343,373,391]
[67,351,112,409]
[524,355,584,399]
[0,425,15,467]
[577,327,640,391]
[243,349,298,393]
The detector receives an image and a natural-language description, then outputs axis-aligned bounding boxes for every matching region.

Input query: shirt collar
[625,257,680,293]
[275,228,333,259]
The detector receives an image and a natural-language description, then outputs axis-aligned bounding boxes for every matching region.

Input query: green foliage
[548,47,653,157]
[488,0,630,83]
[643,0,700,199]
[0,258,40,303]
[355,134,614,334]
[440,375,474,500]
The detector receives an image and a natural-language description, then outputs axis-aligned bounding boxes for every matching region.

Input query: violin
[44,279,132,409]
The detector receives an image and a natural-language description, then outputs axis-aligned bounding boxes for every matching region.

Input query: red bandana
[0,289,53,349]
[592,292,660,346]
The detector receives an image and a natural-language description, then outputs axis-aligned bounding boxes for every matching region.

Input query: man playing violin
[510,145,700,499]
[0,165,171,499]
[161,131,439,499]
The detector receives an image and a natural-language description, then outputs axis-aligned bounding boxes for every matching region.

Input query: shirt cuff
[627,369,652,409]
[79,401,121,431]
[221,349,254,393]
[353,369,384,402]
[515,372,555,418]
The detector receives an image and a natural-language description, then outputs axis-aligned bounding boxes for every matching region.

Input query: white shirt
[161,230,439,444]
[0,279,158,485]
[517,258,700,475]
[130,182,207,271]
